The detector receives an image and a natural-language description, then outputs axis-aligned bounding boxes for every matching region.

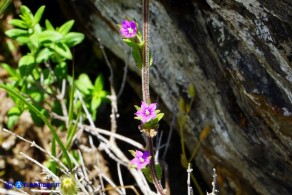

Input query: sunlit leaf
[33,5,45,26]
[58,20,74,35]
[62,32,84,47]
[75,73,93,95]
[9,19,27,29]
[5,29,28,38]
[18,55,35,77]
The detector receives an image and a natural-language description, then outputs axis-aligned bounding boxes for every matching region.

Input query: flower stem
[147,136,165,195]
[142,0,150,104]
[142,0,165,194]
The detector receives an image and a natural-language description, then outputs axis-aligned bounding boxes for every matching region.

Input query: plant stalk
[142,0,165,194]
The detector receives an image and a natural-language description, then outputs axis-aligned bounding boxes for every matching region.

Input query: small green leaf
[156,113,164,122]
[29,32,39,49]
[51,42,72,59]
[58,20,74,35]
[33,5,45,26]
[7,106,22,129]
[1,63,20,79]
[149,51,153,66]
[134,105,140,111]
[75,73,93,94]
[7,115,19,129]
[94,74,104,91]
[62,32,85,47]
[5,29,28,38]
[128,150,136,157]
[142,167,152,183]
[132,47,142,69]
[9,19,27,29]
[54,62,67,81]
[20,5,33,18]
[141,164,162,183]
[27,87,44,102]
[18,55,35,77]
[15,36,29,44]
[123,38,139,48]
[155,164,162,180]
[91,96,101,110]
[155,110,161,114]
[20,6,34,27]
[45,19,54,30]
[8,106,22,116]
[39,30,63,43]
[36,48,53,63]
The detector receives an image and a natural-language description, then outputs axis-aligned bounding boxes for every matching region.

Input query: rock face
[57,0,292,194]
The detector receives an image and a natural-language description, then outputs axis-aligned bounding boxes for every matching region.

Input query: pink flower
[130,150,151,170]
[120,20,137,38]
[135,102,157,123]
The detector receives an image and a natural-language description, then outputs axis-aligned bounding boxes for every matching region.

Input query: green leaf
[141,164,162,184]
[93,90,107,99]
[1,63,20,79]
[123,38,140,48]
[39,30,63,43]
[7,106,22,129]
[20,5,32,17]
[58,20,74,35]
[27,85,44,102]
[62,32,85,47]
[9,19,27,29]
[7,115,20,129]
[0,83,73,170]
[15,36,29,44]
[18,55,35,77]
[5,29,28,38]
[134,105,140,111]
[33,5,45,26]
[54,62,67,81]
[149,51,153,66]
[28,32,39,50]
[91,96,101,110]
[141,167,153,183]
[156,113,164,122]
[50,42,72,59]
[94,74,104,91]
[132,47,142,69]
[36,48,54,63]
[128,150,136,157]
[75,73,93,95]
[45,19,54,30]
[155,164,162,180]
[20,6,34,27]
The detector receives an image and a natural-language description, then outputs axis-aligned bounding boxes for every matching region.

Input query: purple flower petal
[135,101,157,123]
[119,20,137,38]
[130,150,151,170]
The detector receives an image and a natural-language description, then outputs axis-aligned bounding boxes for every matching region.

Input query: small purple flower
[135,102,157,123]
[120,20,137,38]
[130,150,151,170]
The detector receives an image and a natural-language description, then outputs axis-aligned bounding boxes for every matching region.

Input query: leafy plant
[75,73,108,121]
[2,5,84,128]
